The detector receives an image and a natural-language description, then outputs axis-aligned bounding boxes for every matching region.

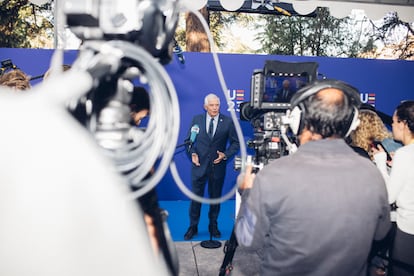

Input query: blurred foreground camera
[63,1,181,275]
[64,0,180,64]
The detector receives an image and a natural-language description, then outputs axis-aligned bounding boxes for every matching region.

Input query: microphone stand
[200,225,222,249]
[200,237,221,249]
[174,140,193,156]
[175,139,191,149]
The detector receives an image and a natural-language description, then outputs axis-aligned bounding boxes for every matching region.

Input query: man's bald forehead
[316,88,345,104]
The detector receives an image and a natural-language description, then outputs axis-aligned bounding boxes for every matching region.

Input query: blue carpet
[159,200,236,242]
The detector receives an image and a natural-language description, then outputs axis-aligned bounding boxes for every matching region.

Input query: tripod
[219,228,238,276]
[136,187,179,276]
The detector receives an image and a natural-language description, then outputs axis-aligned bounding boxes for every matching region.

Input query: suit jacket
[276,87,294,101]
[186,113,240,180]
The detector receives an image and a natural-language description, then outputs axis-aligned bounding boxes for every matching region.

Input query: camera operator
[235,80,391,275]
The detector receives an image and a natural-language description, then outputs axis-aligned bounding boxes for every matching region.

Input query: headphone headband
[286,79,361,137]
[290,79,361,109]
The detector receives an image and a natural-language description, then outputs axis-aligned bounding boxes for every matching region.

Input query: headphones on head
[286,79,361,137]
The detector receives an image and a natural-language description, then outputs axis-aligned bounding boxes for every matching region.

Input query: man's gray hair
[204,93,220,105]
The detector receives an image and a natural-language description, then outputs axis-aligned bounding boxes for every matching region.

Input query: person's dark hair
[301,88,356,138]
[130,86,150,113]
[395,100,414,133]
[360,103,376,112]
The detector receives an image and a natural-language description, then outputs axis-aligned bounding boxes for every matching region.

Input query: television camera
[235,60,319,172]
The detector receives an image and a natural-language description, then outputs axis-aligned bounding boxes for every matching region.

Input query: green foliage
[209,12,225,48]
[0,0,54,48]
[1,1,411,59]
[256,7,373,58]
[369,12,414,59]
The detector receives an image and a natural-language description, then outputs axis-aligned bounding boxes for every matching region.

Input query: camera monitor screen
[262,73,308,105]
[251,60,318,110]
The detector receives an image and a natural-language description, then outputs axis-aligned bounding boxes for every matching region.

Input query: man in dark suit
[184,93,240,240]
[277,79,294,101]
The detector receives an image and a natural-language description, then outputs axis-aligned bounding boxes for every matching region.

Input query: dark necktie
[208,118,214,138]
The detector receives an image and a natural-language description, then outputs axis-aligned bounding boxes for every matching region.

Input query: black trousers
[189,165,225,227]
[390,227,414,276]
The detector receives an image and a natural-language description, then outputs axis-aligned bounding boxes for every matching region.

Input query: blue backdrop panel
[1,48,413,200]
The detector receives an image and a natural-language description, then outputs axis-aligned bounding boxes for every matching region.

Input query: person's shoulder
[220,115,237,127]
[394,143,414,159]
[219,113,233,122]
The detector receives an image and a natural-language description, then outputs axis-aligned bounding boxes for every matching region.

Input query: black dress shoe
[184,226,198,240]
[209,225,221,238]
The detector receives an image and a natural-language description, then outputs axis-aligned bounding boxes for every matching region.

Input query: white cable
[104,40,181,200]
[72,40,180,200]
[170,161,237,204]
[48,0,66,80]
[168,4,247,204]
[67,3,247,204]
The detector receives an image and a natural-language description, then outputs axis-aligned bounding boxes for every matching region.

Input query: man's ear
[298,128,310,146]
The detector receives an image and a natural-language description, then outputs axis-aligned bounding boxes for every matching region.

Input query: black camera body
[245,60,319,114]
[237,60,319,170]
[0,59,18,76]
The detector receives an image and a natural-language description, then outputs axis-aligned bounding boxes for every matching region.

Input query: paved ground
[175,240,260,276]
[160,200,262,275]
[174,241,383,276]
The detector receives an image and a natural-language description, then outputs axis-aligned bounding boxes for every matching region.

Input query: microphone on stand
[175,124,199,151]
[188,124,199,150]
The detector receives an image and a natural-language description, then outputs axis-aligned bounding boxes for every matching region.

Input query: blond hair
[350,109,392,152]
[0,69,31,90]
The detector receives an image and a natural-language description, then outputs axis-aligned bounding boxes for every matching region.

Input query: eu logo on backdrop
[360,92,376,106]
[227,89,245,113]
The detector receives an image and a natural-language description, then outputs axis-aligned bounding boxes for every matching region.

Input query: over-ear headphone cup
[345,107,360,137]
[289,106,302,135]
[287,79,361,137]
